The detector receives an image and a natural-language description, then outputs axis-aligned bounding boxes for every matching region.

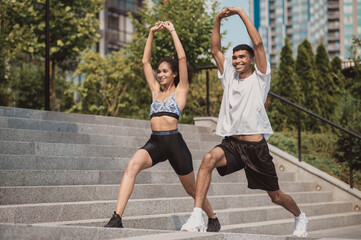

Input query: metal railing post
[297,110,301,162]
[349,135,353,189]
[206,70,210,116]
[45,0,50,111]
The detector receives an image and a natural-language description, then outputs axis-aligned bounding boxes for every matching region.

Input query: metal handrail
[268,92,361,140]
[197,66,360,189]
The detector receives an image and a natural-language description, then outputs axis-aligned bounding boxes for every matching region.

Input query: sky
[218,0,251,59]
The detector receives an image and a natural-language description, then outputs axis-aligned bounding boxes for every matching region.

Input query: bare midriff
[150,116,178,131]
[231,134,263,142]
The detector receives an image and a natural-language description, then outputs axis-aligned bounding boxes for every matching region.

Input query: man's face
[232,50,254,74]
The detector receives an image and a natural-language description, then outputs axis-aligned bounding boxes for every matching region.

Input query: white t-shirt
[216,60,273,140]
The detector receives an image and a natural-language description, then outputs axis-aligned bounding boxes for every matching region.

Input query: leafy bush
[268,130,360,190]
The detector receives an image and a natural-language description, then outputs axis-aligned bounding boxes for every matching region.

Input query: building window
[108,15,119,30]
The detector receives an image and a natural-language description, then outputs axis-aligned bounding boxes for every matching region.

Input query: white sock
[295,211,304,219]
[193,207,203,214]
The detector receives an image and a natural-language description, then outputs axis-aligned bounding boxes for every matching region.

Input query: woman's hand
[150,21,164,33]
[162,21,175,32]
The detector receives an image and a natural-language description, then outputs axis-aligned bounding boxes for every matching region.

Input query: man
[181,7,308,237]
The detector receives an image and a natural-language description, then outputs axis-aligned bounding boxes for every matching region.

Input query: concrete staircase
[0,106,360,240]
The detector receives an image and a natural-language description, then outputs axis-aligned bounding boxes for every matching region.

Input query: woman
[104,21,220,232]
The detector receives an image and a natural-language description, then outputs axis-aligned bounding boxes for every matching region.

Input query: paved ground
[307,224,361,239]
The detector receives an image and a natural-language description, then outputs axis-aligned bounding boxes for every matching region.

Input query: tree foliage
[129,0,221,69]
[0,0,104,109]
[315,42,340,120]
[1,0,103,68]
[294,40,322,131]
[331,56,345,90]
[335,36,361,170]
[71,50,139,117]
[268,37,304,130]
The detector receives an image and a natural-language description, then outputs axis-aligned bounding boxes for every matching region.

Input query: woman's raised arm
[163,21,189,91]
[142,22,163,97]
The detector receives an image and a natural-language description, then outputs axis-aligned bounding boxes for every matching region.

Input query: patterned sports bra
[150,91,181,120]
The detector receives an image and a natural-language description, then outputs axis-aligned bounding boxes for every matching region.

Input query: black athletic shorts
[140,129,193,176]
[216,137,279,191]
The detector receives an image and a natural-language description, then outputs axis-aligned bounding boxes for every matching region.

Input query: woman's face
[157,62,176,85]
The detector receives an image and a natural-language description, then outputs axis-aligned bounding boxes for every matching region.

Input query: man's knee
[200,153,217,170]
[268,191,283,205]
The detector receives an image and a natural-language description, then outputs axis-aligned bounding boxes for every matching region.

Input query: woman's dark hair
[157,58,193,86]
[233,44,255,58]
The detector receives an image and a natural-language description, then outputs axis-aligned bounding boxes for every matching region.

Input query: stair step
[307,223,361,239]
[0,128,221,152]
[0,140,208,159]
[221,212,361,236]
[0,192,333,224]
[0,181,315,205]
[51,202,353,231]
[0,155,208,171]
[0,223,172,240]
[0,110,211,135]
[0,107,165,130]
[1,223,325,240]
[0,169,295,186]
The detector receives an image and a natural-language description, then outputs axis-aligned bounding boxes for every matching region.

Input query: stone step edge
[0,139,215,152]
[0,126,217,142]
[33,201,354,227]
[0,222,175,240]
[0,181,314,189]
[0,113,210,134]
[0,192,333,209]
[0,169,296,177]
[0,223,326,240]
[0,154,208,164]
[221,212,361,230]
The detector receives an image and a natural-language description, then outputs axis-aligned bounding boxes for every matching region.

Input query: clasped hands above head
[151,21,175,33]
[217,7,244,19]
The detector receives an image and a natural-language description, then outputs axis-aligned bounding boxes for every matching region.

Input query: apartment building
[98,0,145,56]
[251,0,361,67]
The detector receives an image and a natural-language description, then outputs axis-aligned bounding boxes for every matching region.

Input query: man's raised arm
[233,7,268,74]
[210,10,227,75]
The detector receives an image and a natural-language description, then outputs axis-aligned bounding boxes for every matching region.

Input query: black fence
[197,66,361,189]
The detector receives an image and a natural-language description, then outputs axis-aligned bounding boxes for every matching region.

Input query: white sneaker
[181,211,206,232]
[293,212,308,237]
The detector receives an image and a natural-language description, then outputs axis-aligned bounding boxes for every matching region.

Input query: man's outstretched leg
[181,147,226,232]
[268,190,308,237]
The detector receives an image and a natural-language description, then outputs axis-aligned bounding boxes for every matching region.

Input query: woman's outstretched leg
[104,149,152,227]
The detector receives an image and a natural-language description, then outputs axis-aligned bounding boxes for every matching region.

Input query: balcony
[327,43,340,51]
[328,23,340,30]
[328,1,339,10]
[328,13,339,20]
[328,35,340,41]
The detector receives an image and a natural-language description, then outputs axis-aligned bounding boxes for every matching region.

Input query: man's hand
[217,7,242,19]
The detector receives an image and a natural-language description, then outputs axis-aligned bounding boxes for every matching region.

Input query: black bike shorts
[215,137,279,191]
[140,129,193,176]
